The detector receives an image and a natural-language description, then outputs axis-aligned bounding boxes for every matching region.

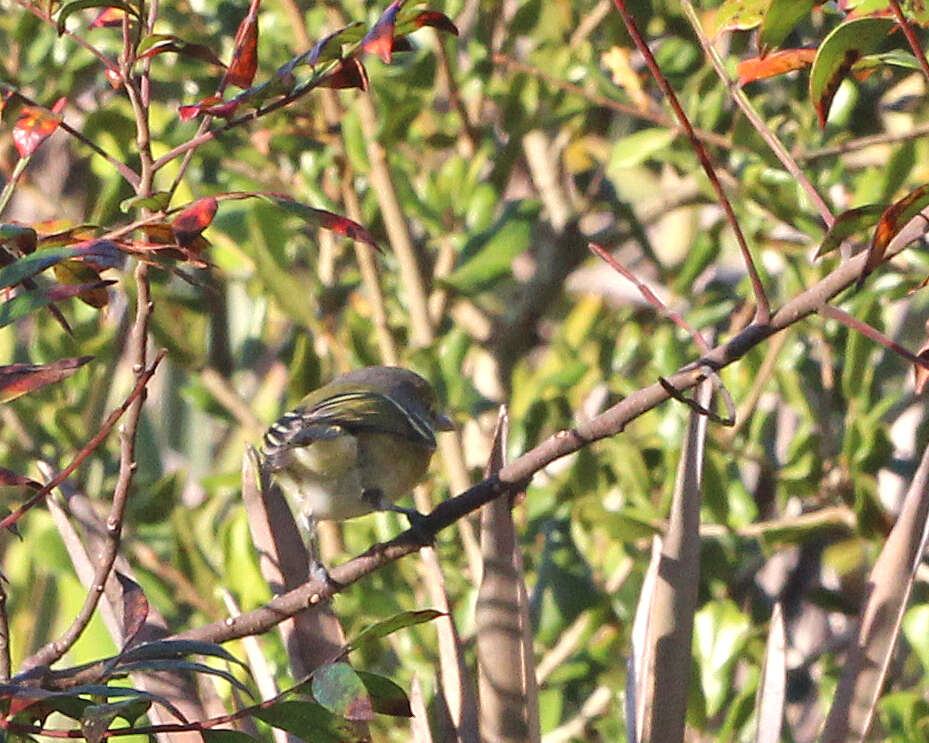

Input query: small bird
[261,366,454,560]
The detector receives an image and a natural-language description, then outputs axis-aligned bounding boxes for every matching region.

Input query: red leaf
[315,209,380,250]
[13,97,66,157]
[0,356,93,403]
[226,0,260,89]
[0,467,41,490]
[320,57,369,91]
[90,7,124,27]
[412,10,458,35]
[105,68,123,89]
[171,197,218,246]
[738,48,816,84]
[363,0,403,63]
[178,95,240,121]
[862,183,929,283]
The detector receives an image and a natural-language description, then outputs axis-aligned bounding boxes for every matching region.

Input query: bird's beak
[434,412,456,432]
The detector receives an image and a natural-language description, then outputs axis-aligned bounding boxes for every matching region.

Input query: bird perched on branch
[261,366,454,563]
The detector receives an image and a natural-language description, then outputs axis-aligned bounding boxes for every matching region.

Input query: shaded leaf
[913,322,929,394]
[355,671,412,717]
[202,731,263,743]
[349,609,444,649]
[115,572,149,648]
[0,356,93,403]
[0,224,37,255]
[254,700,362,742]
[0,467,41,490]
[815,203,886,258]
[809,17,896,127]
[409,10,458,35]
[81,699,151,743]
[53,260,109,308]
[320,58,369,91]
[362,0,402,63]
[226,0,260,89]
[0,281,114,328]
[862,183,929,282]
[13,98,66,157]
[115,660,252,695]
[312,663,374,721]
[118,639,247,669]
[738,48,816,84]
[137,34,226,67]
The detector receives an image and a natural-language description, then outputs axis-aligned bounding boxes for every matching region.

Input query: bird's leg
[300,514,338,589]
[363,488,433,545]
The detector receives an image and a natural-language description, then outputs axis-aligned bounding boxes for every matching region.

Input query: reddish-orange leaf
[90,6,124,26]
[172,196,218,246]
[738,48,816,84]
[13,97,66,157]
[104,68,123,89]
[862,183,929,283]
[363,0,402,63]
[226,0,260,89]
[0,356,93,403]
[178,95,240,121]
[0,467,41,490]
[413,10,458,35]
[314,209,380,251]
[320,58,369,91]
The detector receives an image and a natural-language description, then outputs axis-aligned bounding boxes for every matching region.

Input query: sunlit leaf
[737,48,816,84]
[319,58,368,91]
[714,0,770,35]
[759,0,815,52]
[349,609,444,649]
[862,183,929,282]
[226,0,260,89]
[13,98,66,157]
[53,259,109,307]
[0,280,114,328]
[89,6,123,27]
[172,196,218,246]
[255,193,380,250]
[809,17,896,127]
[362,0,402,63]
[120,191,172,213]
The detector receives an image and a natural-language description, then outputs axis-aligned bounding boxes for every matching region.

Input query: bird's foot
[309,559,340,591]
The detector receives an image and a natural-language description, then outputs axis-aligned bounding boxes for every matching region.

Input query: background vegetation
[3,0,929,741]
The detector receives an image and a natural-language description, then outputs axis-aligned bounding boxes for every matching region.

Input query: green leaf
[0,246,84,290]
[694,600,751,718]
[349,609,444,650]
[815,204,886,258]
[759,0,814,51]
[120,191,171,213]
[809,17,897,127]
[609,128,676,170]
[254,700,362,743]
[440,202,538,295]
[118,639,248,669]
[56,0,140,33]
[714,0,770,34]
[0,281,113,329]
[355,671,412,717]
[311,663,373,721]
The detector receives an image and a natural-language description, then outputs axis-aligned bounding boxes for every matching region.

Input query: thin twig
[798,122,929,161]
[887,0,929,84]
[679,0,834,229]
[818,303,929,371]
[611,0,771,322]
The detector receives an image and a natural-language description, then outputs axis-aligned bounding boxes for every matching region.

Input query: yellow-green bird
[261,366,454,554]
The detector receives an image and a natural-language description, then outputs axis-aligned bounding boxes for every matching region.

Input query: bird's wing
[302,388,436,448]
